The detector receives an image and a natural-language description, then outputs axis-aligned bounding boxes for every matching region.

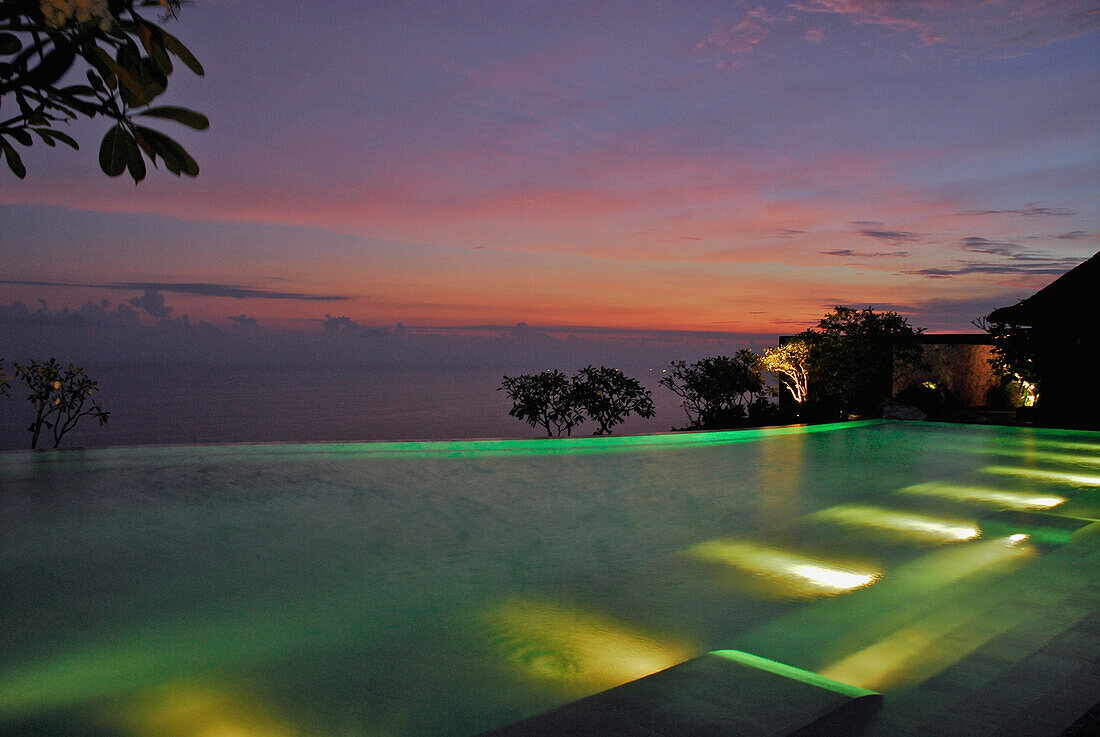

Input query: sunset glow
[1,0,1096,337]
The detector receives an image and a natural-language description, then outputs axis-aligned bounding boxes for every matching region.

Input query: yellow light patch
[686,539,881,597]
[896,482,1065,510]
[819,616,1013,692]
[985,449,1100,468]
[983,466,1100,487]
[818,537,1035,691]
[483,598,696,695]
[114,682,300,737]
[813,504,979,542]
[1024,439,1100,453]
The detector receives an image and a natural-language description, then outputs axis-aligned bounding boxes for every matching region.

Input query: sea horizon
[0,361,697,452]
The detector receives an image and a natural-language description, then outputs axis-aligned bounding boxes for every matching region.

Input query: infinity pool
[2,421,1098,736]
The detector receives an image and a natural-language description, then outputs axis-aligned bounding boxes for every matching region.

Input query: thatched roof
[987,251,1100,326]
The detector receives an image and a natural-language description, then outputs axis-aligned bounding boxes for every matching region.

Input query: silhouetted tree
[14,358,109,448]
[1,0,206,181]
[500,370,584,437]
[572,365,655,435]
[798,306,923,415]
[660,350,767,429]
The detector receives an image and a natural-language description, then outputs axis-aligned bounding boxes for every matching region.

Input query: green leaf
[32,128,56,146]
[1,141,26,178]
[98,125,129,177]
[125,132,146,183]
[115,48,166,108]
[138,106,209,130]
[131,21,155,56]
[133,129,156,161]
[87,53,118,91]
[134,125,199,177]
[92,47,144,100]
[0,32,21,56]
[151,43,172,76]
[60,84,97,98]
[26,42,76,89]
[44,129,79,150]
[87,69,106,92]
[159,29,204,76]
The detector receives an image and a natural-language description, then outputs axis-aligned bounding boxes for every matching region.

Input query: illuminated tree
[759,341,809,404]
[571,365,654,435]
[13,358,110,448]
[0,0,207,181]
[500,370,584,437]
[973,315,1038,406]
[659,350,767,429]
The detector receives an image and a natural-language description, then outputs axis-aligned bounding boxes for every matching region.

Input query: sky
[1,0,1098,344]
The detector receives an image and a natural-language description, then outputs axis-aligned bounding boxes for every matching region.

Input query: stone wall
[894,340,998,408]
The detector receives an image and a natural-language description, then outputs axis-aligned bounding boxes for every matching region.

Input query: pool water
[1,420,1098,736]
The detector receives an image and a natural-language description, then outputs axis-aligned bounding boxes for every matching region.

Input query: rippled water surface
[2,421,1098,736]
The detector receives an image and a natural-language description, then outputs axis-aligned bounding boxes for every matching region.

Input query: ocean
[0,362,691,451]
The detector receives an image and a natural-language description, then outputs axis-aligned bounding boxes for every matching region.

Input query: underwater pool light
[983,448,1100,467]
[687,539,881,596]
[813,504,979,542]
[789,564,878,591]
[983,466,1100,487]
[896,482,1065,510]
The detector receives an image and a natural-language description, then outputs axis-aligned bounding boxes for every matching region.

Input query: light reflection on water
[810,504,979,542]
[1,421,1098,736]
[685,538,882,597]
[482,598,697,695]
[982,465,1100,486]
[817,536,1036,691]
[896,482,1066,510]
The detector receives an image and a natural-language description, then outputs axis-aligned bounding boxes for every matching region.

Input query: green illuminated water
[1,421,1098,736]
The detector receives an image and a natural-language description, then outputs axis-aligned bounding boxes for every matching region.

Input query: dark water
[0,363,689,451]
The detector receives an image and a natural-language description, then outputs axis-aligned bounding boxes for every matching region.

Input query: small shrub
[13,358,110,449]
[659,350,769,429]
[571,366,655,435]
[500,366,655,437]
[500,370,584,437]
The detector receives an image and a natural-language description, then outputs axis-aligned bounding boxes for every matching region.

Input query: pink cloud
[695,12,771,70]
[792,0,1099,50]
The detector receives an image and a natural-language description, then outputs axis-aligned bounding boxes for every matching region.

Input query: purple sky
[1,0,1097,338]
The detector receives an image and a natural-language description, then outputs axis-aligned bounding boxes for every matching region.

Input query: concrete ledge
[478,650,881,737]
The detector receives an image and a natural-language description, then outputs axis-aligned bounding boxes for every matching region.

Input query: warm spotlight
[686,539,881,597]
[896,482,1065,510]
[813,504,979,542]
